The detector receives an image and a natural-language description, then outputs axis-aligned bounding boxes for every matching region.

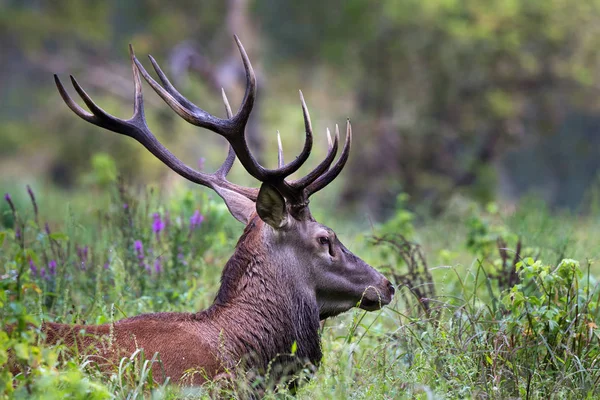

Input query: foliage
[354,232,600,398]
[378,193,415,239]
[0,304,111,399]
[0,183,599,398]
[498,257,599,395]
[0,182,241,397]
[3,1,600,397]
[83,153,118,188]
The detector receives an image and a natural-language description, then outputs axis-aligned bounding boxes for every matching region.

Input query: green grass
[1,182,599,399]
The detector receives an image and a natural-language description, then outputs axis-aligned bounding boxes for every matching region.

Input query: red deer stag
[48,36,395,386]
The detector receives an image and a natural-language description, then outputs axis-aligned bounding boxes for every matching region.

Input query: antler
[54,45,258,203]
[55,36,351,218]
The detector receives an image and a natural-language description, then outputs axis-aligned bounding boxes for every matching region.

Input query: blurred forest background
[3,0,600,220]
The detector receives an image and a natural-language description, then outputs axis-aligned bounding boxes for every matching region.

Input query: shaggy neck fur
[204,217,322,375]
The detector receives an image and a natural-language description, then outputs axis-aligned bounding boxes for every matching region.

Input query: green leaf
[525,257,534,266]
[13,343,29,360]
[24,249,40,264]
[0,231,5,247]
[290,340,297,355]
[49,232,69,242]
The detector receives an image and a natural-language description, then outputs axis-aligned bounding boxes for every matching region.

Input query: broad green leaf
[13,343,29,360]
[49,232,69,242]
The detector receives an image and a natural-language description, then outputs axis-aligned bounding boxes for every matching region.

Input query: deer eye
[317,236,330,246]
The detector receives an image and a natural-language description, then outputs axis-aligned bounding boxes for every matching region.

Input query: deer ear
[256,183,288,228]
[213,186,256,225]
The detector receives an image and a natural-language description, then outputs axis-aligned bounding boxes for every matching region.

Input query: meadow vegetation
[1,170,599,399]
[3,1,600,398]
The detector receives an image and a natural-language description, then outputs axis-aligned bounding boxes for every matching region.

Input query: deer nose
[384,279,395,296]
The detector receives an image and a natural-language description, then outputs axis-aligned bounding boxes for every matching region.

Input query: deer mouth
[359,290,393,311]
[359,296,391,311]
[358,283,394,311]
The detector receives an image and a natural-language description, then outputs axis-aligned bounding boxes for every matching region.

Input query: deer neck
[207,218,322,371]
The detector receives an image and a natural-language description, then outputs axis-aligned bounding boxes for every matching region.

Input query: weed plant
[1,184,599,399]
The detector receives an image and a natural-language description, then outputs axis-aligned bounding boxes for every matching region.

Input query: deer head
[51,36,394,383]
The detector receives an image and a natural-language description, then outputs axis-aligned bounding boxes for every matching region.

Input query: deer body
[46,37,395,386]
[44,218,323,384]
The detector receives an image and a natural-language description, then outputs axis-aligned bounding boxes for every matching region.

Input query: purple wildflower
[48,260,57,275]
[29,258,37,276]
[134,240,144,259]
[154,257,162,274]
[177,251,188,266]
[40,267,46,280]
[123,203,129,210]
[103,262,110,270]
[134,240,148,271]
[152,213,164,238]
[45,223,51,235]
[76,245,89,270]
[26,185,38,221]
[4,193,15,211]
[189,210,204,230]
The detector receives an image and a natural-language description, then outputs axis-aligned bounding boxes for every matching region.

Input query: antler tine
[54,75,95,122]
[277,132,284,168]
[231,35,256,127]
[133,55,231,135]
[221,52,313,184]
[68,75,121,127]
[306,121,352,196]
[267,90,315,177]
[147,54,198,112]
[289,127,339,190]
[129,44,144,120]
[222,87,234,119]
[215,88,236,178]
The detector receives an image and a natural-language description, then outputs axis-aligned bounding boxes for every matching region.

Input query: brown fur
[42,217,321,385]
